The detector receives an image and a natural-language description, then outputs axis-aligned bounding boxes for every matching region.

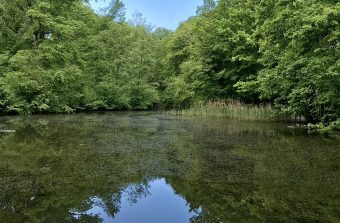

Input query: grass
[170,100,287,122]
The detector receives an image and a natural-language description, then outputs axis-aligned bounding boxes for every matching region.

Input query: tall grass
[170,100,287,122]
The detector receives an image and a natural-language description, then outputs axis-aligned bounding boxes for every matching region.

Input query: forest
[0,0,339,128]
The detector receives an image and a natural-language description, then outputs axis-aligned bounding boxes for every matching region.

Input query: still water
[0,112,339,223]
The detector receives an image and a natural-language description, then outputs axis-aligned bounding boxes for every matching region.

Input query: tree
[103,0,126,22]
[196,0,218,15]
[236,0,340,123]
[129,10,154,32]
[0,0,339,127]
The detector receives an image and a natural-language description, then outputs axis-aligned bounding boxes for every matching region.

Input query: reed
[170,100,286,122]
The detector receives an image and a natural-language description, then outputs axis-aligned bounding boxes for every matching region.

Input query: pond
[0,112,339,223]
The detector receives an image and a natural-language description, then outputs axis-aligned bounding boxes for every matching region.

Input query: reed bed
[170,100,286,122]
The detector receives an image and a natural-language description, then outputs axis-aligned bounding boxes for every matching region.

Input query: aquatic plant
[170,100,287,122]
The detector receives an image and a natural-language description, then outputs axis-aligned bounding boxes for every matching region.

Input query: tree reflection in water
[0,112,339,223]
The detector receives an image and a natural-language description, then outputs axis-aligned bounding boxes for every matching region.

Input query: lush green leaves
[0,0,165,113]
[0,0,338,125]
[165,0,339,124]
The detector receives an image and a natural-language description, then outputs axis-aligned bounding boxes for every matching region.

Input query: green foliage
[0,0,165,113]
[196,0,217,15]
[104,0,126,22]
[165,0,339,126]
[250,0,340,123]
[170,100,285,122]
[164,0,262,106]
[0,0,339,127]
[329,119,340,131]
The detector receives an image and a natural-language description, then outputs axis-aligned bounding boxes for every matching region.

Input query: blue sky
[89,0,203,30]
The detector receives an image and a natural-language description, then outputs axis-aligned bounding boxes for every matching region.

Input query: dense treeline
[0,0,339,126]
[0,0,166,113]
[164,0,340,126]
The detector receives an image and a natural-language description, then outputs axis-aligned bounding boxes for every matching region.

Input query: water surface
[0,112,339,223]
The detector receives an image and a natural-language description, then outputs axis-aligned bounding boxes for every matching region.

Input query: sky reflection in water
[78,179,196,223]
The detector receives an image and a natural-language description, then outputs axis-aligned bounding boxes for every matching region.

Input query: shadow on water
[0,112,339,223]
